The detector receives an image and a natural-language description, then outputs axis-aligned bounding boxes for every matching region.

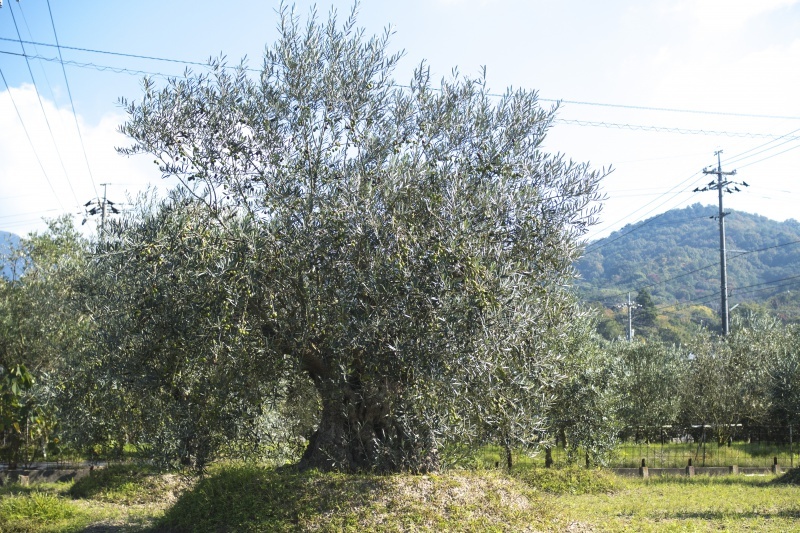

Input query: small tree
[0,218,88,465]
[634,288,657,330]
[546,318,621,467]
[615,341,686,440]
[112,4,605,472]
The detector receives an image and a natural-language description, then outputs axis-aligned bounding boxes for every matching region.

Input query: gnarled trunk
[298,376,438,473]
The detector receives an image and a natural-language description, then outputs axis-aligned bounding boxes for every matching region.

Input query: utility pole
[617,292,641,341]
[82,183,120,239]
[694,151,748,335]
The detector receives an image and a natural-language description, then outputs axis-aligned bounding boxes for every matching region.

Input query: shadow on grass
[645,475,774,488]
[154,465,390,532]
[665,509,800,520]
[70,464,159,498]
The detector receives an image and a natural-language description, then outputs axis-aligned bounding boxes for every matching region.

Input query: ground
[2,464,800,531]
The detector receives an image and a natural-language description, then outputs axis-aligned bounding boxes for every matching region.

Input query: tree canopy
[93,4,606,472]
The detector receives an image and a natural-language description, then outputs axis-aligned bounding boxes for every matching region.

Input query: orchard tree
[615,341,687,440]
[67,193,293,469]
[0,218,88,465]
[112,4,605,472]
[545,317,620,467]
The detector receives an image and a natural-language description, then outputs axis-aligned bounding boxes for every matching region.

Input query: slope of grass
[159,464,556,532]
[3,465,800,531]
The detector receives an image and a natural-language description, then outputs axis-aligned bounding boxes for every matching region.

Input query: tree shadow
[152,465,391,532]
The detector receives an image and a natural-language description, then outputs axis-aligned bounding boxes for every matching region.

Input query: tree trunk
[298,376,438,473]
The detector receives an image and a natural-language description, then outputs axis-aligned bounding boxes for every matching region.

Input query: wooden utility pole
[694,151,748,335]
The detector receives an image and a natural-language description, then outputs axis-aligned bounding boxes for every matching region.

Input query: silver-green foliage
[109,4,604,471]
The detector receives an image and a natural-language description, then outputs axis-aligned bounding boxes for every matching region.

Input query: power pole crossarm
[82,183,121,241]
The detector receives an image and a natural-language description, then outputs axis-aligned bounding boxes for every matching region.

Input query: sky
[1,0,799,241]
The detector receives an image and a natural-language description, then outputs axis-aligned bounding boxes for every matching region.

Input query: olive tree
[112,4,604,472]
[545,318,621,467]
[615,341,687,440]
[0,218,88,465]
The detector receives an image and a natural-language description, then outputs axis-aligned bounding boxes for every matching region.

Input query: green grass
[158,463,554,532]
[68,463,188,505]
[3,464,800,531]
[485,441,799,469]
[0,485,93,533]
[554,474,800,532]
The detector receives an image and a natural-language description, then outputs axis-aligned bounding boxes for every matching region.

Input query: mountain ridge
[576,204,800,313]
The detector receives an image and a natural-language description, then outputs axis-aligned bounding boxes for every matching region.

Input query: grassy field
[2,464,800,531]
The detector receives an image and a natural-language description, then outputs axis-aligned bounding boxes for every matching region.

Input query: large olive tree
[113,5,604,472]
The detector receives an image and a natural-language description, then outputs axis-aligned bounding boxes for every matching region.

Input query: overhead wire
[584,171,704,249]
[721,128,800,166]
[0,50,176,79]
[44,0,99,199]
[6,1,81,207]
[736,143,800,171]
[0,68,63,210]
[1,29,799,243]
[4,36,800,124]
[0,35,243,71]
[585,123,800,252]
[16,4,61,111]
[553,119,784,139]
[662,274,800,311]
[540,98,800,121]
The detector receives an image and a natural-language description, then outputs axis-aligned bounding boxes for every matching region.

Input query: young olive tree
[115,5,604,472]
[545,317,621,467]
[615,341,687,441]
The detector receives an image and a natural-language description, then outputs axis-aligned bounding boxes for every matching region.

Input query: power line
[584,172,703,248]
[0,68,63,210]
[0,35,233,70]
[596,237,800,305]
[736,142,800,171]
[7,1,80,207]
[722,128,800,166]
[16,3,61,109]
[540,98,800,121]
[553,119,784,139]
[585,124,800,250]
[0,50,176,79]
[3,36,800,125]
[45,0,99,199]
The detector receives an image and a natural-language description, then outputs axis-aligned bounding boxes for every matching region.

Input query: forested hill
[1,231,21,279]
[576,204,800,312]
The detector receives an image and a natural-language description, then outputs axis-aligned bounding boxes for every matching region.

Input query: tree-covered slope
[577,204,800,314]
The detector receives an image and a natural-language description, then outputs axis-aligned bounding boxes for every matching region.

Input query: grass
[2,463,800,531]
[158,464,555,532]
[555,474,800,532]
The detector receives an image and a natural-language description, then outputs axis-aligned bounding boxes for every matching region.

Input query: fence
[472,425,798,470]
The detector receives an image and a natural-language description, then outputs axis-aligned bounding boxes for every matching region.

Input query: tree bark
[297,376,438,473]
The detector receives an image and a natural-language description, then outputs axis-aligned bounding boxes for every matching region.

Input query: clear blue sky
[2,0,799,240]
